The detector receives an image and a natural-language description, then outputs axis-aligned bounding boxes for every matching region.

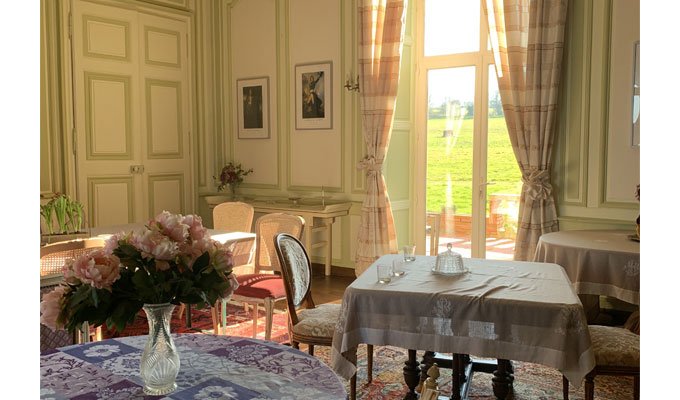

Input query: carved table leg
[451,354,463,400]
[492,359,513,399]
[403,349,420,400]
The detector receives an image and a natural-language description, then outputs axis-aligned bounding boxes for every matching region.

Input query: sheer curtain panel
[354,0,408,276]
[483,0,568,260]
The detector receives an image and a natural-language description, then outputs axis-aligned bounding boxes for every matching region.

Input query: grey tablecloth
[331,254,595,385]
[534,230,640,305]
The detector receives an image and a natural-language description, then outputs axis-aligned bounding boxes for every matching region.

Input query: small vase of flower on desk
[215,161,253,200]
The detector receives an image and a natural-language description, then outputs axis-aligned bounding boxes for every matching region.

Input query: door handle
[130,165,145,174]
[479,181,495,197]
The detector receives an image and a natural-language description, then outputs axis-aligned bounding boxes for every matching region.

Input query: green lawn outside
[426,117,522,215]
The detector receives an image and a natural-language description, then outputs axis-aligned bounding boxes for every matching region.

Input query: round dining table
[40,333,346,399]
[534,230,639,322]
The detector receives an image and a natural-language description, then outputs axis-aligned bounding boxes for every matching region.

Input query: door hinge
[68,12,73,39]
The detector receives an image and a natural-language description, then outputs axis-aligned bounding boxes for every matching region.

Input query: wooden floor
[310,269,355,305]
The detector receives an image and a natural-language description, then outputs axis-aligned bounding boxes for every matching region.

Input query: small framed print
[237,77,270,139]
[295,62,332,130]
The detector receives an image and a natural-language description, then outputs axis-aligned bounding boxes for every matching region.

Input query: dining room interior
[27,0,663,398]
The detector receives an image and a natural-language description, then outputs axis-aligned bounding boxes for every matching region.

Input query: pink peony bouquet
[40,211,238,333]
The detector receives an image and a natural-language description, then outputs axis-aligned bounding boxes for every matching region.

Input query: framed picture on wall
[295,62,332,130]
[237,77,270,139]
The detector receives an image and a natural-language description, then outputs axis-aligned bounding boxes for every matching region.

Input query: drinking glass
[377,264,393,284]
[392,259,406,276]
[403,245,416,262]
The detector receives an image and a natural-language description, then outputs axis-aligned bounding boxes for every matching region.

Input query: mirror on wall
[632,41,640,147]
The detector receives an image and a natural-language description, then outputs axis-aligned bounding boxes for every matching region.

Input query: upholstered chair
[230,213,305,340]
[562,311,640,400]
[40,238,106,350]
[274,233,374,400]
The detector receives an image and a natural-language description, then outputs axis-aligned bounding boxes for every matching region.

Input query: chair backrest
[213,201,255,232]
[274,233,314,325]
[255,213,304,273]
[40,238,107,280]
[40,238,106,352]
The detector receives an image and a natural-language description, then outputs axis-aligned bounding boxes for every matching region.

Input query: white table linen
[533,230,640,305]
[331,254,595,385]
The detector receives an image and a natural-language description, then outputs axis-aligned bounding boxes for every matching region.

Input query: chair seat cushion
[293,304,341,339]
[589,325,640,367]
[234,274,286,299]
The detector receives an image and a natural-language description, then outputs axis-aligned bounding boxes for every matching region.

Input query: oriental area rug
[104,304,634,400]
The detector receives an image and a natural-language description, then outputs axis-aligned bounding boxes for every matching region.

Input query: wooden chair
[213,201,255,233]
[426,212,441,255]
[562,311,640,400]
[40,238,106,351]
[213,201,256,273]
[230,213,305,340]
[274,233,374,400]
[180,201,256,333]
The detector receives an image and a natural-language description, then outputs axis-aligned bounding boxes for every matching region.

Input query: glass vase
[229,183,239,200]
[140,303,180,395]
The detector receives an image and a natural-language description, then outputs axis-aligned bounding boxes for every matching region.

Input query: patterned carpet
[106,305,634,400]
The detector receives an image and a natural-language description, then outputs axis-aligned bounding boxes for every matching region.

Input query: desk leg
[492,359,513,399]
[303,219,314,272]
[325,218,334,276]
[403,349,419,400]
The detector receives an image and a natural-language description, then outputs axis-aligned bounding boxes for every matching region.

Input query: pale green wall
[553,0,640,230]
[41,0,638,274]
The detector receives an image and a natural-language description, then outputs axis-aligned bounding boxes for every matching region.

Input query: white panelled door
[71,0,192,227]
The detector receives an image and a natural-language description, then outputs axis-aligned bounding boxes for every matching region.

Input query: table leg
[403,349,420,400]
[492,359,513,399]
[418,350,436,393]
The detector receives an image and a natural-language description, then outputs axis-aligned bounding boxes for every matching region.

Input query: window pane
[426,67,475,257]
[485,65,521,260]
[424,0,480,56]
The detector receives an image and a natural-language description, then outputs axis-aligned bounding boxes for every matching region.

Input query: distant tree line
[428,92,504,119]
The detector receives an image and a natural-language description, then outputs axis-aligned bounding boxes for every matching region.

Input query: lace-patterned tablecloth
[41,333,346,399]
[534,230,640,305]
[331,254,595,385]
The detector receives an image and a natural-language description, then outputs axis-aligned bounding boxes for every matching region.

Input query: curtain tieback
[522,169,553,201]
[357,156,383,177]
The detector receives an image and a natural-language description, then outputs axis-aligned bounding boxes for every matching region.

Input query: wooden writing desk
[205,196,351,276]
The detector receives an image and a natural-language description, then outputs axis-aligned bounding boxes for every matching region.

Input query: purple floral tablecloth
[41,333,346,399]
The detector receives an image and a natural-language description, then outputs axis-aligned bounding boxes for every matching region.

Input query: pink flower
[131,229,178,261]
[40,285,68,330]
[154,211,188,242]
[210,244,234,272]
[182,214,207,242]
[62,258,80,285]
[103,232,128,255]
[72,250,122,289]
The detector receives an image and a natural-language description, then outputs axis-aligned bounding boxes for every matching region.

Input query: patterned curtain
[354,0,407,276]
[483,0,568,261]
